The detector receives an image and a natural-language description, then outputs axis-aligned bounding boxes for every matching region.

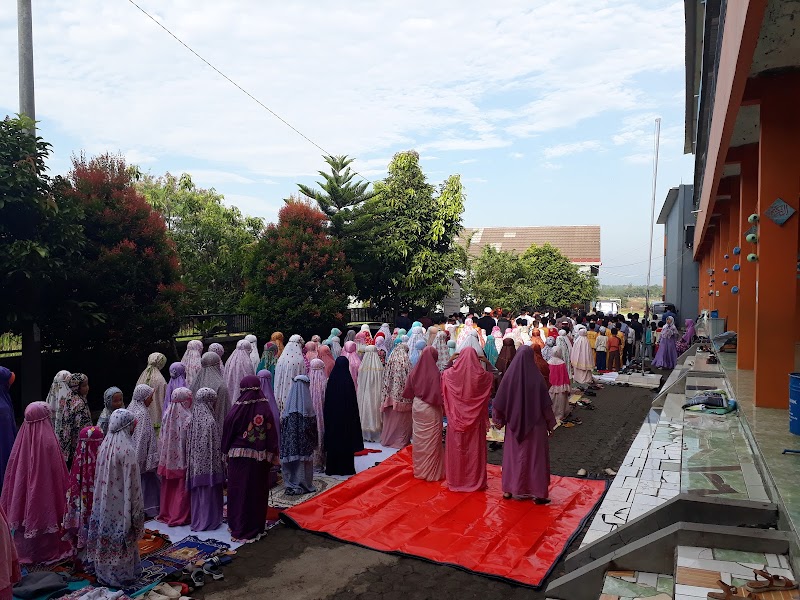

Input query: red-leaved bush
[46,153,184,356]
[241,198,354,339]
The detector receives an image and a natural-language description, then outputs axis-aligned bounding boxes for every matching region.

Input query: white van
[594,299,620,315]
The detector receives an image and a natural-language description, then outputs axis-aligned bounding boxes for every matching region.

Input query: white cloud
[458,159,478,164]
[188,169,255,185]
[508,152,524,159]
[541,162,563,171]
[223,194,282,223]
[0,0,685,189]
[543,140,602,159]
[123,149,157,165]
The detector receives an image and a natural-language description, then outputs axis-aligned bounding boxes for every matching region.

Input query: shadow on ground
[197,379,661,600]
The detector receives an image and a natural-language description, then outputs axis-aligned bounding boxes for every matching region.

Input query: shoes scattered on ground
[576,468,587,477]
[603,468,617,476]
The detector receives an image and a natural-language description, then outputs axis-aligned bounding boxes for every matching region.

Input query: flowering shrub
[242,198,354,339]
[44,154,184,356]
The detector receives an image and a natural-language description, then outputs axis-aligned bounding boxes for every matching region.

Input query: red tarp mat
[281,446,607,588]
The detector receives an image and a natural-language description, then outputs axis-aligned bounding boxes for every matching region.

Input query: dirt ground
[198,380,661,600]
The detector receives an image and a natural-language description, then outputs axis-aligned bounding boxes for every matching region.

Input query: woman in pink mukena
[440,347,493,491]
[157,387,193,526]
[403,347,444,479]
[492,346,557,504]
[0,402,73,564]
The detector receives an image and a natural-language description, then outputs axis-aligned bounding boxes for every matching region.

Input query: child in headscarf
[57,373,93,465]
[64,425,104,564]
[97,387,124,435]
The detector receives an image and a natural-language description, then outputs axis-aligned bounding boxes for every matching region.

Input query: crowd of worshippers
[0,309,693,596]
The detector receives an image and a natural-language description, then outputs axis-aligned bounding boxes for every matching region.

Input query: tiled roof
[458,226,601,264]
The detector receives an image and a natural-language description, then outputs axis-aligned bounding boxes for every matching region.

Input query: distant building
[458,226,601,275]
[444,225,601,313]
[657,185,699,319]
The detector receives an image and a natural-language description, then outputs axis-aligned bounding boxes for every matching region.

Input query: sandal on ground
[604,468,617,476]
[745,568,798,593]
[190,569,205,588]
[202,562,224,581]
[576,468,587,477]
[534,497,551,505]
[503,492,512,500]
[151,584,182,599]
[707,580,748,599]
[584,390,597,397]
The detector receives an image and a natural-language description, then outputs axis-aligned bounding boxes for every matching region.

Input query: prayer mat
[269,475,344,509]
[282,446,608,589]
[121,535,231,596]
[138,529,170,558]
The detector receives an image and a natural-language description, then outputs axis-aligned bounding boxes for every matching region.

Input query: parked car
[594,299,620,315]
[651,302,678,323]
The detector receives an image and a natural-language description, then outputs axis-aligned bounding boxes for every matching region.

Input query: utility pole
[18,0,42,407]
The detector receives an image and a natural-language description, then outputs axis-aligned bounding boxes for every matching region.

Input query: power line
[124,0,374,184]
[603,255,665,269]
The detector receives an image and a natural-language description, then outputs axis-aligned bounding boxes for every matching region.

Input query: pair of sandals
[577,400,596,410]
[709,568,798,599]
[502,492,550,504]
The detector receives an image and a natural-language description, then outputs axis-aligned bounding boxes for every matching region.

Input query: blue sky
[0,0,694,284]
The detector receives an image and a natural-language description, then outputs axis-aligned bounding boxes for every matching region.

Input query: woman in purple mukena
[186,387,224,531]
[652,316,679,370]
[222,375,279,543]
[491,346,556,505]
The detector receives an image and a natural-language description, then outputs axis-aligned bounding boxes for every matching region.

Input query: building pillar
[737,145,758,371]
[727,180,741,331]
[711,227,719,312]
[717,200,731,323]
[754,79,800,409]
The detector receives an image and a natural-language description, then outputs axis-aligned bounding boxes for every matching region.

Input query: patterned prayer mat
[269,475,344,509]
[122,535,230,596]
[138,529,170,558]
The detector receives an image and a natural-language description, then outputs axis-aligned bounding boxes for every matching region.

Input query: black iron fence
[348,308,394,326]
[177,314,254,340]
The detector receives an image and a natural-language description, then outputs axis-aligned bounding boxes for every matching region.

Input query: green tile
[656,575,674,595]
[601,576,661,597]
[713,549,767,564]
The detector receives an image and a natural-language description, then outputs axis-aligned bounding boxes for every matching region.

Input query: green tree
[297,155,375,234]
[298,155,378,301]
[461,243,599,310]
[521,244,599,308]
[460,245,533,311]
[137,173,263,314]
[241,198,354,339]
[0,115,85,334]
[359,151,465,311]
[45,153,184,356]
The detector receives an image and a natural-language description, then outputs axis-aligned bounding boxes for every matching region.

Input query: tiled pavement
[674,546,796,599]
[580,372,769,547]
[597,546,798,600]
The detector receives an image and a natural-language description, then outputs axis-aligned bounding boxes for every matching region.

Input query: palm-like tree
[297,155,375,235]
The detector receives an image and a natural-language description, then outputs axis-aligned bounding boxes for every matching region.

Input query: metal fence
[0,333,22,357]
[348,308,394,325]
[177,314,254,340]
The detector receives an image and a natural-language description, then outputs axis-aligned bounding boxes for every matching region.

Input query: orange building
[685,0,800,409]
